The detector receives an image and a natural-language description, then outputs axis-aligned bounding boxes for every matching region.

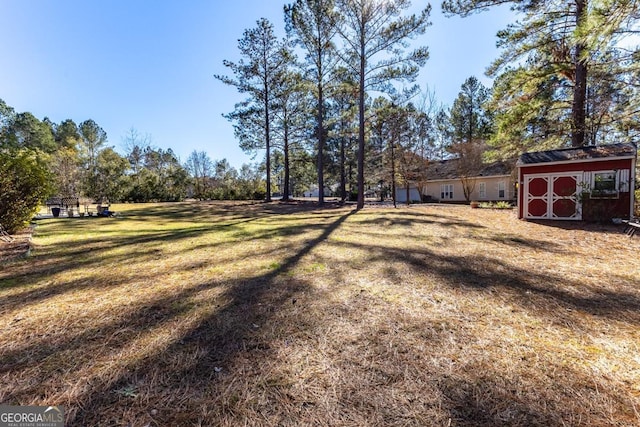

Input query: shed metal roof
[517,143,637,166]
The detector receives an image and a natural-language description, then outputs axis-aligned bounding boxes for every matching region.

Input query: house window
[441,184,454,200]
[479,182,486,199]
[498,181,506,198]
[592,171,617,197]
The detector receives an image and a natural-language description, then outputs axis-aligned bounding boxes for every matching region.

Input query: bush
[479,201,513,209]
[251,189,266,200]
[635,189,640,217]
[0,149,54,233]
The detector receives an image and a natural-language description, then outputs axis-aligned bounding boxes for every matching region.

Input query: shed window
[441,184,453,200]
[498,181,506,198]
[592,171,617,198]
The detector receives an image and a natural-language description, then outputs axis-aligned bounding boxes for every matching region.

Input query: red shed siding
[518,158,631,176]
[582,193,631,221]
[518,158,634,221]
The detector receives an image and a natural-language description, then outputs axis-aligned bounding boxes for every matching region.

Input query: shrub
[479,201,513,209]
[493,201,514,209]
[0,149,54,232]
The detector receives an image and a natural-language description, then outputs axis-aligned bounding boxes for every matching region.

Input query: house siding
[395,187,422,203]
[423,175,515,203]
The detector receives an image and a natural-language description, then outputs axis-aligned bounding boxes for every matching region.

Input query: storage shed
[517,143,637,221]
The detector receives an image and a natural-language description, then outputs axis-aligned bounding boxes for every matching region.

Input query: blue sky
[0,0,514,168]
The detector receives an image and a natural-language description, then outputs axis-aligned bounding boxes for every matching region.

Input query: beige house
[421,159,516,203]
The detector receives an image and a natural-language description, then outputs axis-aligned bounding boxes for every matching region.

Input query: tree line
[0,99,269,232]
[216,0,639,209]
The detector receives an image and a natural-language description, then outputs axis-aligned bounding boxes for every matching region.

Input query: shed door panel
[526,177,549,218]
[524,173,582,220]
[551,175,579,219]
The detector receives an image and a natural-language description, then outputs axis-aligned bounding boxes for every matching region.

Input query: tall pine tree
[444,0,639,152]
[216,18,292,202]
[285,0,340,204]
[336,0,431,209]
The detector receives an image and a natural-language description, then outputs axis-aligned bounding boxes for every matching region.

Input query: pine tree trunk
[283,117,290,202]
[572,0,588,148]
[317,82,325,205]
[391,136,397,208]
[340,135,347,203]
[357,39,366,210]
[264,77,272,202]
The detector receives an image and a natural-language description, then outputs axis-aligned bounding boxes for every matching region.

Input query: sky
[0,0,515,169]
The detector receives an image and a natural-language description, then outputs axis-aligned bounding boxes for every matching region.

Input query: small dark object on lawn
[622,220,639,237]
[0,224,14,243]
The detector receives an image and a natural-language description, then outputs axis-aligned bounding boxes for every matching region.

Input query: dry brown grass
[1,200,639,426]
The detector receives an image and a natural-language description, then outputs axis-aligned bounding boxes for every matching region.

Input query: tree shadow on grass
[0,211,344,318]
[355,209,488,230]
[437,374,555,426]
[3,204,638,425]
[436,361,639,426]
[117,200,265,221]
[0,279,227,375]
[529,219,625,234]
[0,226,229,296]
[50,208,356,425]
[331,239,640,327]
[1,201,332,295]
[487,234,565,252]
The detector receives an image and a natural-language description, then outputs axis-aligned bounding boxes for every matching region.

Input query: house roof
[426,158,515,181]
[517,142,637,166]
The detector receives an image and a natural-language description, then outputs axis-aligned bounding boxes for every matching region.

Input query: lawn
[1,201,639,426]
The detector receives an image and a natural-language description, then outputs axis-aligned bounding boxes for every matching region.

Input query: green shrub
[493,201,514,209]
[479,201,513,209]
[0,148,54,232]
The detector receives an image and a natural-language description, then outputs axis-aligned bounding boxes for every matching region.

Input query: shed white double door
[524,172,582,220]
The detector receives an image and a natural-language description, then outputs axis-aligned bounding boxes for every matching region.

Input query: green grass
[1,200,639,426]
